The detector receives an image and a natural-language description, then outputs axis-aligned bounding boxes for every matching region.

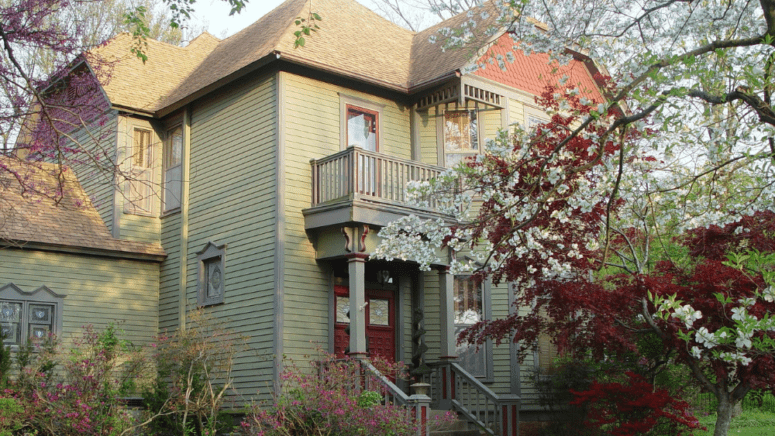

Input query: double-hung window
[0,284,64,346]
[163,126,183,212]
[126,128,154,215]
[443,110,478,168]
[453,276,491,380]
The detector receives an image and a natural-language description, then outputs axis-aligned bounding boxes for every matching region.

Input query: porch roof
[0,158,166,260]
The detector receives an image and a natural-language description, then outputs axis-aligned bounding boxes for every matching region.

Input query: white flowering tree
[373,1,775,434]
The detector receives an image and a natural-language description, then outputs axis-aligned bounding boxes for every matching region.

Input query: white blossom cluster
[655,290,775,366]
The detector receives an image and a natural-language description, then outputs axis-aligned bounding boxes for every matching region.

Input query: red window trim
[346,104,380,152]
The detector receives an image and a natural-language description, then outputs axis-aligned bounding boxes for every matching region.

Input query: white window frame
[453,275,493,382]
[524,105,549,131]
[197,241,226,307]
[0,283,65,348]
[125,127,155,216]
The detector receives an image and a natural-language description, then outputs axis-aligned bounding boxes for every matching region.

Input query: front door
[334,285,396,361]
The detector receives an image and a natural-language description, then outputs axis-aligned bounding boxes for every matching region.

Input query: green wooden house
[2,0,606,431]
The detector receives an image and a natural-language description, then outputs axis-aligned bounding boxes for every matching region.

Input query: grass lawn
[691,410,775,435]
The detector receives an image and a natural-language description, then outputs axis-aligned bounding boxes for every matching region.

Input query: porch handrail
[362,360,411,407]
[310,146,445,208]
[318,358,433,436]
[425,361,520,436]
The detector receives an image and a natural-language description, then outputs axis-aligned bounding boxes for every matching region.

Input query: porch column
[437,267,457,360]
[347,253,368,359]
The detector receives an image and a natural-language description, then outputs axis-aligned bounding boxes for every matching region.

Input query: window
[346,105,379,151]
[126,127,154,215]
[444,110,478,168]
[339,95,383,152]
[453,276,491,380]
[525,106,549,133]
[163,126,183,212]
[535,307,560,376]
[0,284,65,346]
[536,331,560,375]
[197,242,226,307]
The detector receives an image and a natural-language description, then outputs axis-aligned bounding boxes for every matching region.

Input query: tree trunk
[714,395,734,436]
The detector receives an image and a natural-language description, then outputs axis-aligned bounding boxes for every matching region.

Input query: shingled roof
[0,158,165,260]
[91,32,221,113]
[90,0,602,115]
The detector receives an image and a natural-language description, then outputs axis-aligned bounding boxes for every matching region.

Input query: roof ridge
[224,0,310,45]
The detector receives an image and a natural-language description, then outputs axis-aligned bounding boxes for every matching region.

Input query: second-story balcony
[303,146,451,230]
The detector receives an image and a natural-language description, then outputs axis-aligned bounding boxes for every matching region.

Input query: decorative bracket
[342,227,352,252]
[358,225,369,252]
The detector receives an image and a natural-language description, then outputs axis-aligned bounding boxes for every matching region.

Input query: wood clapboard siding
[401,281,412,364]
[122,214,161,244]
[0,249,158,347]
[508,98,525,127]
[418,106,440,166]
[69,115,119,234]
[159,212,182,332]
[421,271,441,361]
[281,72,412,361]
[481,107,501,146]
[489,281,512,394]
[185,72,278,399]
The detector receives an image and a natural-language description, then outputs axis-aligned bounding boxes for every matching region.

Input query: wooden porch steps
[429,410,483,436]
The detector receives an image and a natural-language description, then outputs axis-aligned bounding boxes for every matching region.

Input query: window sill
[123,208,157,218]
[160,208,181,218]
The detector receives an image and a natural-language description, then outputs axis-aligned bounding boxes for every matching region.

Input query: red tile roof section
[473,34,604,103]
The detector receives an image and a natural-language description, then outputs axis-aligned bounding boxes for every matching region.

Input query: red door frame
[333,285,396,361]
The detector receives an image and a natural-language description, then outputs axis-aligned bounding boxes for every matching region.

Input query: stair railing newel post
[498,395,520,436]
[407,393,431,436]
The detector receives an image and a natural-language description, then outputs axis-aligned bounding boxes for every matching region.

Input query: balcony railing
[310,146,445,210]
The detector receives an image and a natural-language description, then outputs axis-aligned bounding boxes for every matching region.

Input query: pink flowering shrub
[239,354,445,436]
[0,324,148,436]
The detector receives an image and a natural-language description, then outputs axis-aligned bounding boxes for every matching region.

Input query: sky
[187,0,286,39]
[186,0,441,40]
[188,0,395,40]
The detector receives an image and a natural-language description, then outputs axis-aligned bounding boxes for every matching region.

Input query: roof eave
[407,70,461,95]
[111,104,154,117]
[155,52,280,118]
[276,51,410,94]
[1,240,167,262]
